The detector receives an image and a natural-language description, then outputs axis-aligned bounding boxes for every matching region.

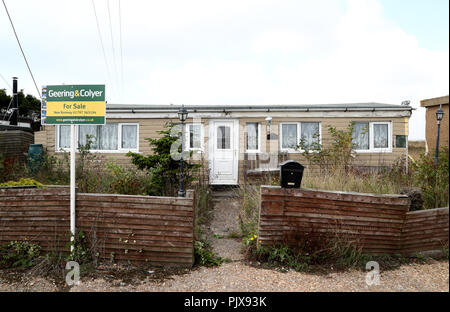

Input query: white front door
[209,120,238,185]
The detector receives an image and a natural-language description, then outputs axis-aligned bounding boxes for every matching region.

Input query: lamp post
[178,105,188,197]
[434,106,445,167]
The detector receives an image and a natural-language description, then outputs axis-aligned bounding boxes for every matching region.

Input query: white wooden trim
[354,121,392,153]
[56,123,139,154]
[279,121,322,153]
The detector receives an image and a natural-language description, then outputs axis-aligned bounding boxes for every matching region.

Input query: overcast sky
[1,0,449,140]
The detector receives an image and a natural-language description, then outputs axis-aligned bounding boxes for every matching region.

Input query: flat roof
[420,95,449,108]
[107,102,413,113]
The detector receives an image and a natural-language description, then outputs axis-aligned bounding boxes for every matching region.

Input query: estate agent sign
[41,84,105,252]
[41,84,105,125]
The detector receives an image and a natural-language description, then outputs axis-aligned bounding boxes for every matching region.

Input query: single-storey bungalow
[35,102,413,185]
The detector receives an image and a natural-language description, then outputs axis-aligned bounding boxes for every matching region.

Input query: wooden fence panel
[401,207,449,255]
[0,187,195,267]
[259,186,448,255]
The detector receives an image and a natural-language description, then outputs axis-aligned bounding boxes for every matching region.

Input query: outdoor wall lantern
[178,104,188,197]
[434,106,445,167]
[266,116,272,140]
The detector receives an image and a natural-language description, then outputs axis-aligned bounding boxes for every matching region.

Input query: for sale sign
[42,84,105,125]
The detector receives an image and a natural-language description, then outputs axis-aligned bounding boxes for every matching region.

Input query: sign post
[41,84,105,252]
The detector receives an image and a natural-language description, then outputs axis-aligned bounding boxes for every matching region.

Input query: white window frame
[245,122,261,153]
[185,123,204,152]
[353,121,392,153]
[55,123,139,153]
[279,122,322,153]
[119,123,140,152]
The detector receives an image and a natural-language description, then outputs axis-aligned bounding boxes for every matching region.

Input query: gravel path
[0,189,448,292]
[207,189,244,261]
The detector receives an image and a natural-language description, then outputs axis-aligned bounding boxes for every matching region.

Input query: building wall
[35,115,409,184]
[424,104,449,152]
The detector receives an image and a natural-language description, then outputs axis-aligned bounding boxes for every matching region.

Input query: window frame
[245,122,261,153]
[55,122,139,153]
[185,123,204,152]
[279,122,322,153]
[352,121,392,153]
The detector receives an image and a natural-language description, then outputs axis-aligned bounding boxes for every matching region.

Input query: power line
[118,0,124,99]
[107,0,120,101]
[0,72,12,90]
[91,0,117,101]
[2,0,41,100]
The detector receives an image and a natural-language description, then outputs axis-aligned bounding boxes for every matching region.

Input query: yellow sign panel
[46,101,106,117]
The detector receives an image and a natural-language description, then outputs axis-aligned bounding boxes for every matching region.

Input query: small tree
[297,122,357,173]
[127,123,200,196]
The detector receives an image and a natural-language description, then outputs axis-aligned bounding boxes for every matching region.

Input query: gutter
[106,107,414,114]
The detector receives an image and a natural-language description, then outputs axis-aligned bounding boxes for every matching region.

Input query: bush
[0,177,43,188]
[105,161,153,195]
[411,146,449,209]
[0,240,41,269]
[298,123,357,174]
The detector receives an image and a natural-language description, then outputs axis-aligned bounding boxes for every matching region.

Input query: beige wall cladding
[36,115,409,183]
[424,104,449,152]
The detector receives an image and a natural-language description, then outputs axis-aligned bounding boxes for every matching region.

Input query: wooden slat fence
[259,186,449,255]
[401,207,449,255]
[0,187,195,267]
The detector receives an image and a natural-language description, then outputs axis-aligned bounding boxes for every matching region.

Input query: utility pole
[10,77,18,126]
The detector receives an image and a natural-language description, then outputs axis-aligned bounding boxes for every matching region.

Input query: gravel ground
[0,189,448,292]
[0,260,448,292]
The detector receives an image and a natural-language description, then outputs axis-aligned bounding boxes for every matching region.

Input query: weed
[0,240,41,269]
[194,240,227,267]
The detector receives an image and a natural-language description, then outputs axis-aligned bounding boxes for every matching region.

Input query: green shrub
[411,146,449,209]
[105,161,153,195]
[0,178,43,187]
[0,240,42,269]
[127,123,201,197]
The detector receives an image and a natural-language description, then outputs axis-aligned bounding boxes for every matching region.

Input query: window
[352,121,392,152]
[301,122,320,149]
[59,125,71,149]
[186,124,203,151]
[281,123,298,150]
[217,126,231,149]
[352,122,369,150]
[246,123,260,152]
[373,123,388,148]
[280,122,321,152]
[121,124,138,149]
[56,123,139,152]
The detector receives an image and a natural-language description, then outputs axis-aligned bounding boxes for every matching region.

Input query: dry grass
[301,170,404,195]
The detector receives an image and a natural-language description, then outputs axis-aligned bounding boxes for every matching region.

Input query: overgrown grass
[237,185,260,239]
